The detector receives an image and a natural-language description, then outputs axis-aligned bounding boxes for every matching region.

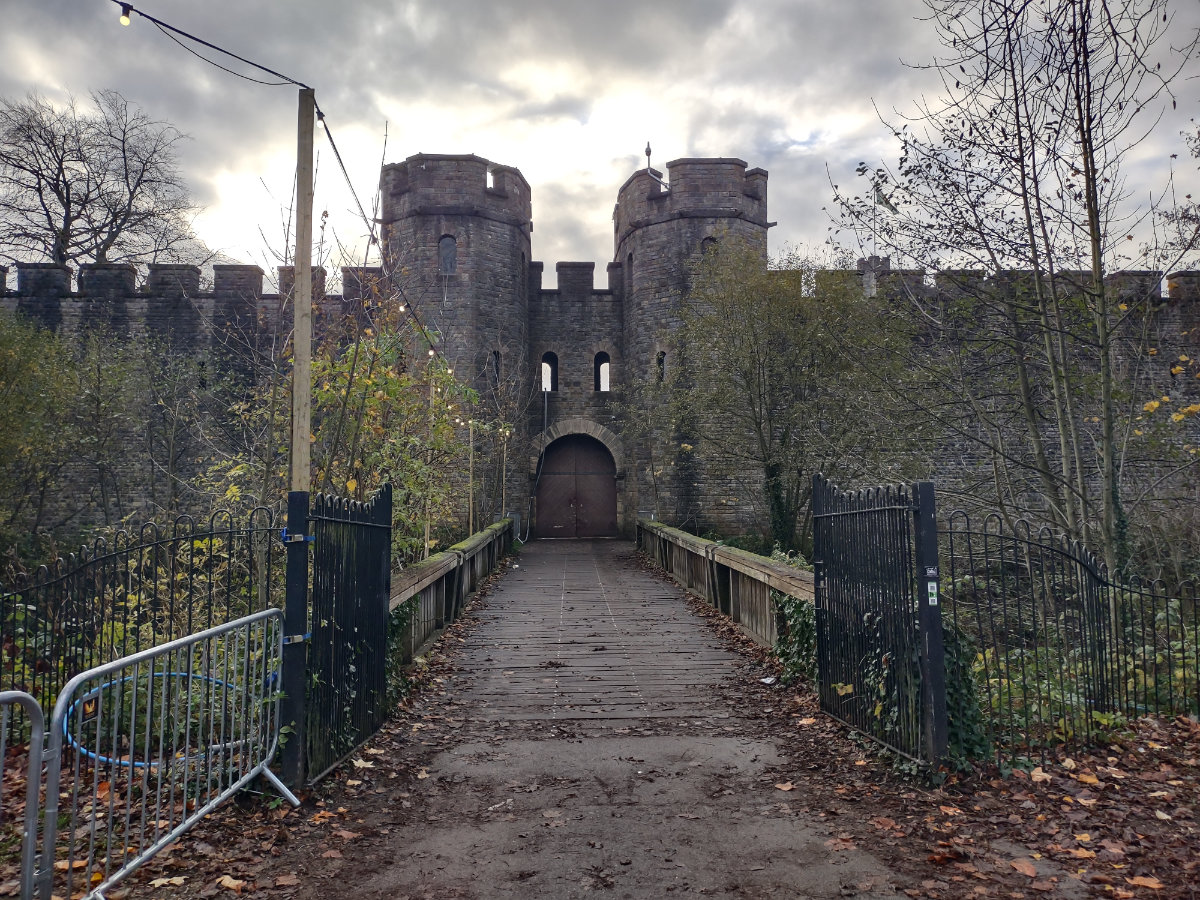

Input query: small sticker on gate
[81,696,100,724]
[927,583,939,606]
[925,567,938,578]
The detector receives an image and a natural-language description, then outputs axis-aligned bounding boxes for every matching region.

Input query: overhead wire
[107,0,448,364]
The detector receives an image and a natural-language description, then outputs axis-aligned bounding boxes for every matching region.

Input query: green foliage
[770,546,817,685]
[673,239,915,551]
[0,310,72,558]
[200,295,477,563]
[942,622,990,765]
[386,596,419,705]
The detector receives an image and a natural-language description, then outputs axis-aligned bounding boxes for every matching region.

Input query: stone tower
[612,158,770,525]
[378,153,532,393]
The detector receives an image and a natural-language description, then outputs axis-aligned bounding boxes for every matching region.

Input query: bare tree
[0,90,200,268]
[835,0,1200,570]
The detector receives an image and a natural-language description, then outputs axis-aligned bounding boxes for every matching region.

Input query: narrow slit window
[655,350,666,383]
[439,235,457,274]
[594,352,610,392]
[541,351,558,392]
[490,350,501,389]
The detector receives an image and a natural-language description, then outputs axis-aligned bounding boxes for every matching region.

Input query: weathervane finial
[645,142,652,170]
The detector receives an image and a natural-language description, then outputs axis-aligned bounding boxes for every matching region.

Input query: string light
[108,0,448,366]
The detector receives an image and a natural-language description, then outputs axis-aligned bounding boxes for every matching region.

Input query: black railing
[1,510,280,745]
[811,475,946,765]
[941,512,1200,763]
[305,485,393,783]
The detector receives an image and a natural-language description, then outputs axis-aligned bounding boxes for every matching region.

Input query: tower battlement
[379,153,531,229]
[612,158,768,247]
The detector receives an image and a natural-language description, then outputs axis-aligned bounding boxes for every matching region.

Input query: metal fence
[811,475,946,765]
[941,511,1200,763]
[1,509,280,746]
[306,486,393,783]
[1,609,297,900]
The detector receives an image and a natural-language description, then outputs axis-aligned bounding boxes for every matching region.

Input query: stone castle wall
[7,150,1200,542]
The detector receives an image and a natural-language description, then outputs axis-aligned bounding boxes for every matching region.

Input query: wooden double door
[534,435,618,538]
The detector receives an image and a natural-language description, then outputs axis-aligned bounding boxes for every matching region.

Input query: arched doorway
[535,434,618,538]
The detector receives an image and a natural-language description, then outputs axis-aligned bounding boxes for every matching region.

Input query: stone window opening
[594,351,611,392]
[438,235,457,275]
[541,351,558,392]
[655,350,666,383]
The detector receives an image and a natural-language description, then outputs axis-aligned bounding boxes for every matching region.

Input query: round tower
[379,154,534,529]
[612,157,769,523]
[379,153,532,391]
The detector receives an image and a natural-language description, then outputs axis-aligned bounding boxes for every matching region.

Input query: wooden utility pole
[290,87,315,491]
[282,86,315,786]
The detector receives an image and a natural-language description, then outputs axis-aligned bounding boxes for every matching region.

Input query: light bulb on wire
[119,3,132,25]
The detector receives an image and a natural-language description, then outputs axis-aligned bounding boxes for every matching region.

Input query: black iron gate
[305,484,393,782]
[811,474,946,764]
[280,484,392,785]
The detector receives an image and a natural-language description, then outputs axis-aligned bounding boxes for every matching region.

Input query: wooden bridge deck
[343,540,901,899]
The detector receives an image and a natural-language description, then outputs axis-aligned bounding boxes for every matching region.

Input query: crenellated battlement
[379,153,532,230]
[612,158,768,249]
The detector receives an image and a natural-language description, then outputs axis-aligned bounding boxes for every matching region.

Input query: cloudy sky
[4,0,1198,285]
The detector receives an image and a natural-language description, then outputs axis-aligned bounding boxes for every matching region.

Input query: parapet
[613,158,769,247]
[1167,271,1200,302]
[79,263,137,296]
[213,265,264,297]
[16,263,72,297]
[277,266,327,302]
[148,265,201,297]
[379,153,532,229]
[556,262,596,300]
[342,267,385,301]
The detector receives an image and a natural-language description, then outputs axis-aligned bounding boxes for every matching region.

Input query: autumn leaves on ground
[8,555,1197,900]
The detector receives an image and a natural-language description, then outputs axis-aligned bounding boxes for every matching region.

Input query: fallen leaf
[345,780,362,787]
[1011,859,1038,878]
[321,849,342,859]
[150,876,186,887]
[1062,758,1077,770]
[333,830,361,840]
[1154,810,1172,821]
[939,805,961,816]
[1067,848,1096,859]
[797,717,817,726]
[1125,875,1164,889]
[365,748,385,755]
[351,758,375,769]
[416,768,430,780]
[1031,767,1052,784]
[216,874,247,894]
[775,782,795,792]
[1076,773,1100,785]
[275,874,300,887]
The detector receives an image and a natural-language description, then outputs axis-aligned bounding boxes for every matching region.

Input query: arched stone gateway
[534,434,619,538]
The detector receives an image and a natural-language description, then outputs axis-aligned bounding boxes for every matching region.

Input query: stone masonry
[5,153,1200,540]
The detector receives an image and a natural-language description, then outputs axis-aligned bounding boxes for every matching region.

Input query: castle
[4,152,1200,544]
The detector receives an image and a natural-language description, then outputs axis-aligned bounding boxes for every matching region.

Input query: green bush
[771,547,817,684]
